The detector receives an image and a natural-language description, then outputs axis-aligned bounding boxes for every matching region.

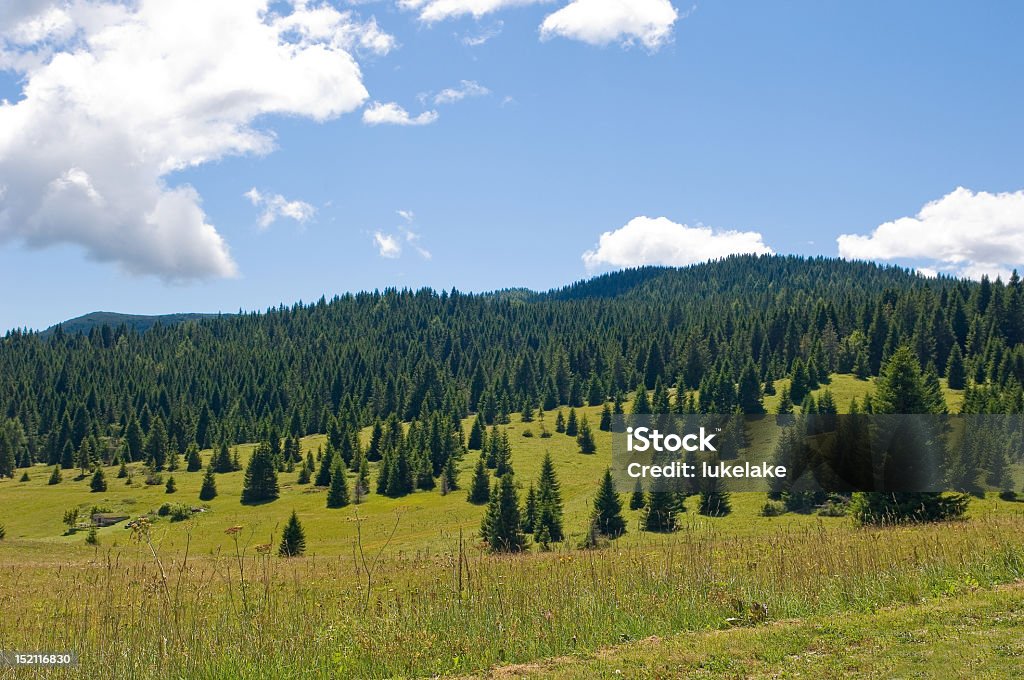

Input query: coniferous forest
[2,255,1023,485]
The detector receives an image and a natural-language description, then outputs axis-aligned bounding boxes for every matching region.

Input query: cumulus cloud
[582,216,773,269]
[244,188,316,230]
[363,101,439,126]
[0,1,390,280]
[399,0,547,23]
[374,231,402,258]
[837,187,1024,280]
[432,80,490,105]
[540,0,680,49]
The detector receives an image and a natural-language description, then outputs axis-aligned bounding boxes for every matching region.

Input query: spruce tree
[145,416,169,471]
[946,343,966,389]
[165,475,176,494]
[212,441,233,473]
[117,461,128,478]
[90,466,107,492]
[185,443,202,472]
[467,455,490,504]
[599,403,612,431]
[314,445,334,487]
[632,385,651,415]
[199,466,218,501]
[577,415,597,453]
[327,458,350,508]
[642,480,676,532]
[534,452,564,542]
[629,478,646,510]
[593,468,626,537]
[279,511,306,557]
[241,442,280,504]
[297,460,312,484]
[737,359,765,414]
[522,484,538,534]
[48,465,62,485]
[698,475,731,516]
[355,456,370,502]
[482,474,526,553]
[555,410,566,433]
[468,415,485,450]
[565,408,579,437]
[441,455,459,493]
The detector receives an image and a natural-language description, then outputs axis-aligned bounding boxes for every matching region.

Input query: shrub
[760,500,785,517]
[85,527,98,545]
[521,428,534,438]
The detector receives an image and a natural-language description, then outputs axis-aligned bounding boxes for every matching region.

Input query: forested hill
[41,312,221,337]
[1,254,1022,476]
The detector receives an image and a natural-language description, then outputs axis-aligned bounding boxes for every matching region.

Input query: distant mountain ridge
[43,312,222,336]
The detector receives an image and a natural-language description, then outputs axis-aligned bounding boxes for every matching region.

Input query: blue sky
[1,0,1023,332]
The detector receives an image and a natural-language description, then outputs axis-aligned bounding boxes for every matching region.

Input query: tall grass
[1,515,1023,678]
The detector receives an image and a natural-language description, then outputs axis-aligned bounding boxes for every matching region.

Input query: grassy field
[2,373,1023,678]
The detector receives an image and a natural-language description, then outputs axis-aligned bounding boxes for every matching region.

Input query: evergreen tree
[467,455,490,504]
[145,416,169,471]
[642,480,677,532]
[644,339,665,390]
[468,415,485,450]
[851,346,969,524]
[592,468,626,537]
[279,511,306,557]
[629,478,646,510]
[314,446,334,487]
[90,466,107,492]
[946,343,966,389]
[441,454,459,494]
[698,475,731,516]
[125,416,144,461]
[185,443,202,472]
[789,359,810,404]
[737,359,765,414]
[565,408,579,437]
[355,456,370,503]
[522,484,538,534]
[241,442,280,504]
[482,474,526,553]
[599,403,612,431]
[165,475,176,494]
[555,410,566,433]
[327,458,350,508]
[534,453,564,542]
[576,415,597,454]
[48,465,62,485]
[297,460,312,484]
[199,466,218,501]
[117,460,128,478]
[212,441,233,473]
[632,385,651,415]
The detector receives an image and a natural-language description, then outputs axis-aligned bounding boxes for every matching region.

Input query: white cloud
[244,188,316,230]
[540,0,679,50]
[582,216,773,269]
[374,231,402,258]
[403,228,432,260]
[397,209,415,222]
[837,187,1024,280]
[363,101,439,126]
[0,1,390,280]
[432,79,490,105]
[399,0,547,23]
[462,21,504,46]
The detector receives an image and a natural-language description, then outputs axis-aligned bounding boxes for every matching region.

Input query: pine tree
[297,460,312,484]
[165,475,176,494]
[117,461,128,478]
[629,478,646,510]
[534,452,564,542]
[185,443,202,472]
[327,458,350,508]
[166,447,180,472]
[315,445,334,487]
[441,454,459,494]
[241,442,279,504]
[199,466,218,500]
[467,455,490,504]
[482,474,526,553]
[212,441,233,473]
[355,456,370,502]
[279,511,306,557]
[577,415,597,453]
[565,408,579,437]
[555,410,566,433]
[494,430,513,477]
[789,359,810,404]
[593,468,626,537]
[48,465,62,485]
[90,467,107,492]
[599,403,612,431]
